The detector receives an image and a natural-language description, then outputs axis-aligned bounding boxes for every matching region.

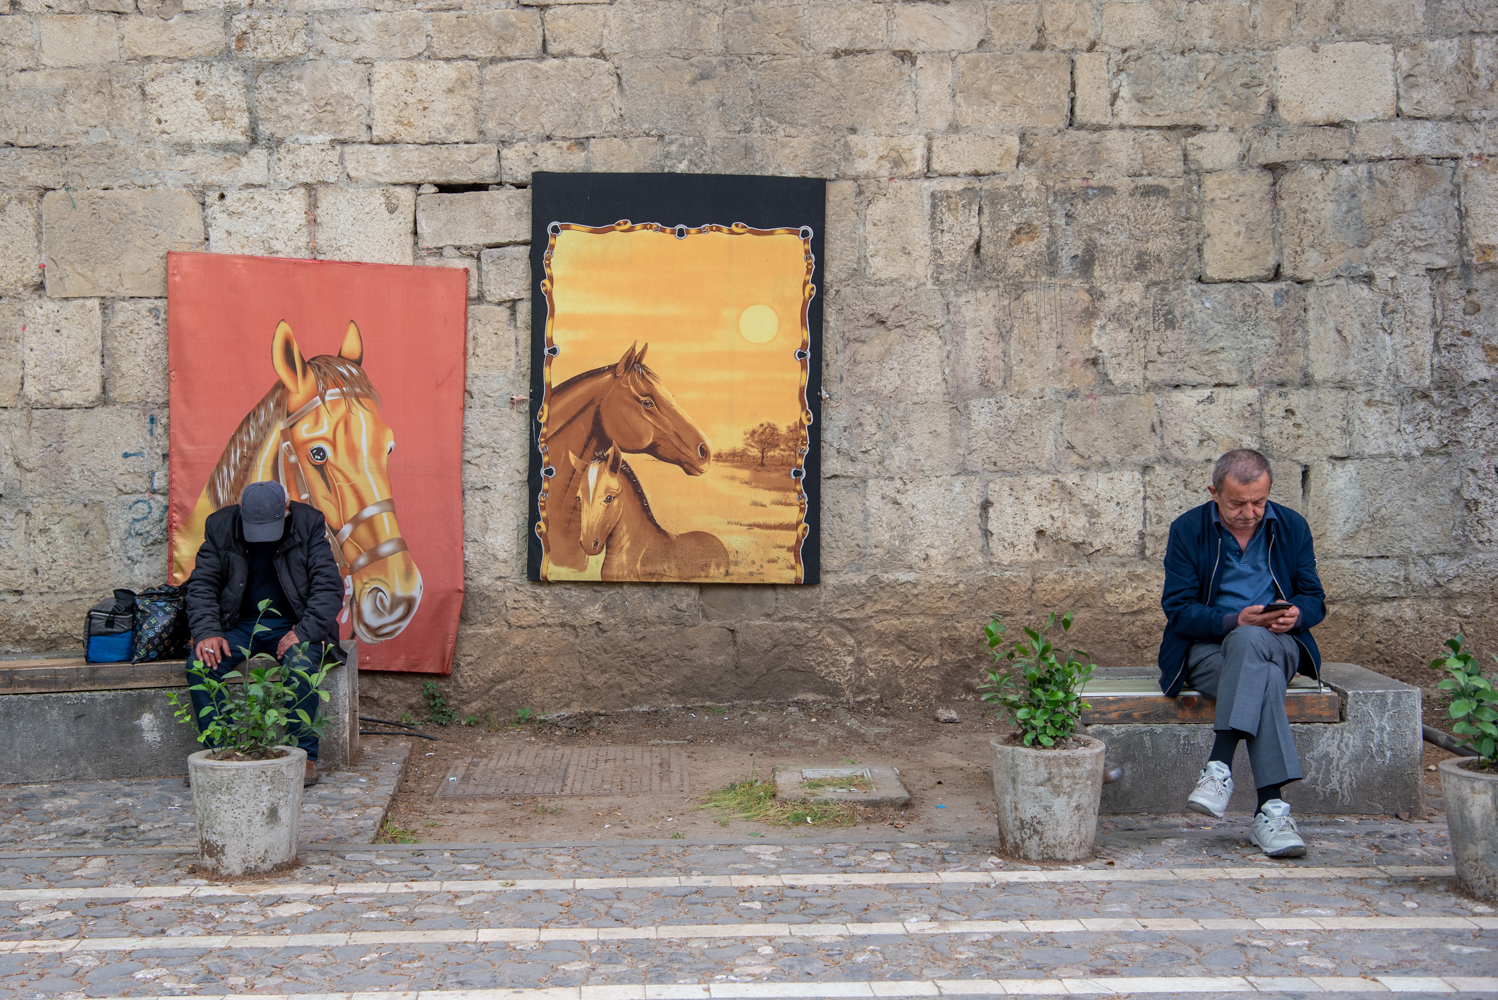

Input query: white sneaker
[1186,760,1233,818]
[1252,799,1307,858]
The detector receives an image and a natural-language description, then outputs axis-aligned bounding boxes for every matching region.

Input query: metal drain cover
[436,747,689,798]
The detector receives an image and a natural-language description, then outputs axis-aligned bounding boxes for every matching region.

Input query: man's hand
[194,636,230,669]
[1239,604,1300,633]
[276,628,301,658]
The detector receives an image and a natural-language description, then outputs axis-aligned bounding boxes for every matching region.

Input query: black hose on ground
[1423,724,1479,757]
[360,729,440,741]
[360,715,420,730]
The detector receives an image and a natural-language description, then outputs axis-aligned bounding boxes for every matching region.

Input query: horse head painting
[170,320,423,644]
[541,342,714,572]
[574,444,730,582]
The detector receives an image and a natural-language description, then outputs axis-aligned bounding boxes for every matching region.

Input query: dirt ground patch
[375,701,1007,843]
[370,700,1471,844]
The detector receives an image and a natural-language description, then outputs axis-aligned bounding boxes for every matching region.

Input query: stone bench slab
[0,642,359,784]
[1090,663,1421,816]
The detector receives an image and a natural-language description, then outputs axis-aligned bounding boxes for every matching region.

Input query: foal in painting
[542,343,713,573]
[170,321,423,644]
[574,445,730,582]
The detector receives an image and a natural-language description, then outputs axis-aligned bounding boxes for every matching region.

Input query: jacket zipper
[1267,520,1322,689]
[1168,521,1222,695]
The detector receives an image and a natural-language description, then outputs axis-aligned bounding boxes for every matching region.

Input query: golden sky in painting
[547,226,808,452]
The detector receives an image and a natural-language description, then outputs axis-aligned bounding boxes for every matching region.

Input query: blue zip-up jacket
[1157,500,1326,697]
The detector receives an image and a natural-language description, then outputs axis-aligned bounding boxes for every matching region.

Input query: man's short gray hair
[1212,449,1273,491]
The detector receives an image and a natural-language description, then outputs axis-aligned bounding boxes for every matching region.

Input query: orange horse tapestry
[528,174,825,584]
[166,253,466,674]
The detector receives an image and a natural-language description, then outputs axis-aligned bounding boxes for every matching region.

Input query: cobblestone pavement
[0,816,1494,998]
[0,744,409,851]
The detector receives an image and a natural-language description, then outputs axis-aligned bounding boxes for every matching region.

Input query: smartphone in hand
[1261,601,1294,613]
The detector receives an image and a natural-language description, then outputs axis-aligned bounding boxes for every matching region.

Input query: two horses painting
[542,342,731,583]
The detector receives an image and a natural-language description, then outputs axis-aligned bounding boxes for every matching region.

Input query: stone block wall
[0,0,1493,715]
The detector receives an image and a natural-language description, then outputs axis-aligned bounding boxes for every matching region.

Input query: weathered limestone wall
[0,0,1494,715]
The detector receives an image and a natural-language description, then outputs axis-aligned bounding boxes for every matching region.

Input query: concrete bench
[0,642,358,785]
[1083,663,1421,815]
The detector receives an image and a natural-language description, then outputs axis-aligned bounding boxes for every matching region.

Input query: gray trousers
[1187,625,1303,788]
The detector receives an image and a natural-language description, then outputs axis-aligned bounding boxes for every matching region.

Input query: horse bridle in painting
[275,388,410,581]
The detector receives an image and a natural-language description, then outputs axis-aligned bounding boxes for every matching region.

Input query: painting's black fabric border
[527,172,826,585]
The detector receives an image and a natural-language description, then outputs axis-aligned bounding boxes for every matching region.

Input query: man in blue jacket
[1159,449,1326,858]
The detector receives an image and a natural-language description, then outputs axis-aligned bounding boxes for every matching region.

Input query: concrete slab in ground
[0,738,409,850]
[771,763,911,807]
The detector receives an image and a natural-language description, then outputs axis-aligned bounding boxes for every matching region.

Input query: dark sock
[1256,784,1283,812]
[1209,730,1241,765]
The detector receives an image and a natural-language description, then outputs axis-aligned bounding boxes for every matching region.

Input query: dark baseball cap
[240,481,288,542]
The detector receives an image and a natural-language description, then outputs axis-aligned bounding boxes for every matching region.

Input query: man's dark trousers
[189,618,321,760]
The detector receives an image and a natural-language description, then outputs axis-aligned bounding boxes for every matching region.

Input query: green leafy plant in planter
[980,611,1094,747]
[1431,634,1498,766]
[167,602,335,759]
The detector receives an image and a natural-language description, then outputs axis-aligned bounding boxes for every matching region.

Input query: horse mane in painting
[551,359,661,397]
[616,460,666,535]
[204,355,382,508]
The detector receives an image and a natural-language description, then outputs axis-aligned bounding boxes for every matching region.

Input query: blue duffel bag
[85,589,136,663]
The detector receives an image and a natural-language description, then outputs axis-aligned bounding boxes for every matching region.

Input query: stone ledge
[1091,663,1422,816]
[0,640,360,780]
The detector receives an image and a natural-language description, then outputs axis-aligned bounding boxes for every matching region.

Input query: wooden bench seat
[0,656,186,695]
[1080,674,1340,724]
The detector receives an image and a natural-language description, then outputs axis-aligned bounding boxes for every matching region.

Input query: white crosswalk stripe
[0,864,1457,903]
[3,912,1495,954]
[68,976,1498,997]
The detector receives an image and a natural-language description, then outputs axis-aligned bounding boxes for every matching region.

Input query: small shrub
[515,706,536,724]
[1432,634,1498,766]
[979,611,1094,747]
[167,602,334,758]
[423,680,455,727]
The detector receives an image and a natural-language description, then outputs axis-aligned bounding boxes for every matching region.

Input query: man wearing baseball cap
[184,480,347,786]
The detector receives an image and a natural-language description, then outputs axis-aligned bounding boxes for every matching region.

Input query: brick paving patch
[437,748,689,799]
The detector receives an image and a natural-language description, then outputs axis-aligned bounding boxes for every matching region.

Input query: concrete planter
[188,747,305,876]
[1440,757,1498,901]
[990,734,1105,862]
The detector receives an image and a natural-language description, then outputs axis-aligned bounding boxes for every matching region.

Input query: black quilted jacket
[184,501,347,663]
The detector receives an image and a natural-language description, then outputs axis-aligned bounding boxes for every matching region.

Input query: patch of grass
[705,705,726,715]
[376,817,419,844]
[671,831,685,839]
[462,714,482,726]
[699,776,860,828]
[537,802,564,815]
[801,775,873,793]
